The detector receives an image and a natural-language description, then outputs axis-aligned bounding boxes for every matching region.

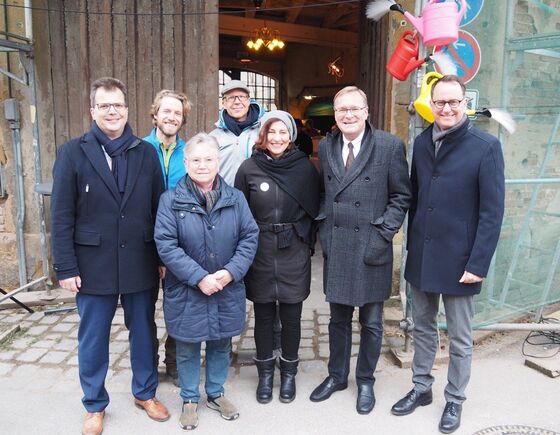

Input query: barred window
[219,69,278,111]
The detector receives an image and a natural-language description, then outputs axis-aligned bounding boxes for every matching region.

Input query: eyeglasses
[431,99,464,109]
[186,157,218,167]
[334,107,367,116]
[222,95,250,103]
[95,103,128,112]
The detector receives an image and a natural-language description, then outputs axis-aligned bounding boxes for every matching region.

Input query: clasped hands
[198,269,233,296]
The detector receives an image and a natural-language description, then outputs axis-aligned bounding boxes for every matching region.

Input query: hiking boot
[206,394,239,420]
[179,401,198,430]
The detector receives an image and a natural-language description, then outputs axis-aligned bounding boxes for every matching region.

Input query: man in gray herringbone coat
[310,86,411,415]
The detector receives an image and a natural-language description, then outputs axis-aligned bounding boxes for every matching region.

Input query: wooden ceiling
[220,0,359,31]
[219,0,360,48]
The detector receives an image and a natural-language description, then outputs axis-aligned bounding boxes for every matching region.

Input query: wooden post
[357,0,390,131]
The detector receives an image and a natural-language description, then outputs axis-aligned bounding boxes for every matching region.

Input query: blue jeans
[176,337,232,403]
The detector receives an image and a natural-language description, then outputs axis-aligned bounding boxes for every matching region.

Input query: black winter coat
[235,156,318,304]
[404,120,505,296]
[51,131,164,294]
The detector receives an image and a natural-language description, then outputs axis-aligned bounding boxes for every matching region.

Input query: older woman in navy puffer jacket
[155,133,258,429]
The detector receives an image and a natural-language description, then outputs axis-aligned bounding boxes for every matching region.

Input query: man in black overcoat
[51,77,169,435]
[392,75,505,434]
[310,86,411,414]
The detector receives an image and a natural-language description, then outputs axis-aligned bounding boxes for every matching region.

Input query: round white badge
[260,182,270,192]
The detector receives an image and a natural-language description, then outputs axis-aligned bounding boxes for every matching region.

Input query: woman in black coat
[235,110,320,404]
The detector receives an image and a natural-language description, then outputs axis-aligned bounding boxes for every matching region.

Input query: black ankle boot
[279,356,299,403]
[254,357,276,404]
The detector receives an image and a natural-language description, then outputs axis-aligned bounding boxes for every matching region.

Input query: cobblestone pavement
[2,298,560,435]
[2,244,560,435]
[0,298,393,378]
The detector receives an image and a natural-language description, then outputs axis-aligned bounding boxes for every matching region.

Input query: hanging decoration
[246,25,285,52]
[327,56,344,81]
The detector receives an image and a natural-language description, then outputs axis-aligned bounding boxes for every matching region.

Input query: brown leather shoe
[134,397,170,422]
[82,411,104,435]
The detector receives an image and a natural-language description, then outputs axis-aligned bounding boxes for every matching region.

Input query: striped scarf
[185,175,221,214]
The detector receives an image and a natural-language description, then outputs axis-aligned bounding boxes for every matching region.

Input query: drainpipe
[24,0,32,40]
[4,98,27,287]
[400,0,428,354]
[22,0,51,291]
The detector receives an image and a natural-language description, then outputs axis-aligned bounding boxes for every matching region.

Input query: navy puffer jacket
[155,175,258,343]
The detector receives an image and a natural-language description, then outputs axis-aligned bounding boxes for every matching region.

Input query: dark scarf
[253,148,320,249]
[253,148,320,219]
[432,114,468,157]
[223,104,260,136]
[91,121,135,194]
[185,175,221,214]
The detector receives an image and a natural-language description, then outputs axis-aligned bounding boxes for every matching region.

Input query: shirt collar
[342,130,365,148]
[160,141,177,153]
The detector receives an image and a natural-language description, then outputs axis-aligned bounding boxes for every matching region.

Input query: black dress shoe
[391,389,433,416]
[309,376,347,402]
[439,402,462,434]
[356,384,375,414]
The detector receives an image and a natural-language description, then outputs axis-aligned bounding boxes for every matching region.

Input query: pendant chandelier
[246,25,285,52]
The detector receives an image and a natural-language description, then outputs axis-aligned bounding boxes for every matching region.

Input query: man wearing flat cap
[210,79,265,185]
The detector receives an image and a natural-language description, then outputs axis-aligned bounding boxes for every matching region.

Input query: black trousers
[327,301,383,386]
[254,301,303,361]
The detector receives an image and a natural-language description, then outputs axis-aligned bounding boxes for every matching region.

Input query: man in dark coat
[310,86,411,414]
[392,75,505,434]
[51,77,169,435]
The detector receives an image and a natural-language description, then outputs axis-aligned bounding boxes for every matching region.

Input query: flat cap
[221,80,250,97]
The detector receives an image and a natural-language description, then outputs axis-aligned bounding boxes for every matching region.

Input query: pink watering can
[403,0,467,46]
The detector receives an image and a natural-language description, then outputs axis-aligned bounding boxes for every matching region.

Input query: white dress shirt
[342,130,365,164]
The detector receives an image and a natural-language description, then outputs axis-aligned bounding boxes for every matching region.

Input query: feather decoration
[471,108,517,134]
[484,108,517,134]
[430,52,457,76]
[366,0,398,21]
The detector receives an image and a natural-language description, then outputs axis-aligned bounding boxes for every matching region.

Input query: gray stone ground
[1,251,559,435]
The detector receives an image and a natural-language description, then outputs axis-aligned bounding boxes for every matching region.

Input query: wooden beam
[286,0,306,23]
[220,15,357,48]
[333,13,359,28]
[322,6,347,28]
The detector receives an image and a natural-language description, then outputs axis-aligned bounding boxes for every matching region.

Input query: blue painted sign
[458,0,485,27]
[435,30,481,83]
[438,1,485,27]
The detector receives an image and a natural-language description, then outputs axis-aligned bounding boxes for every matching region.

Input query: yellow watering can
[413,72,517,133]
[413,72,443,123]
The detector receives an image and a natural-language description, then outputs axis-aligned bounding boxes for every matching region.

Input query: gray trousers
[411,286,474,404]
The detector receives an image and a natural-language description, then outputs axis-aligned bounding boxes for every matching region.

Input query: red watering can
[386,31,426,81]
[403,0,467,46]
